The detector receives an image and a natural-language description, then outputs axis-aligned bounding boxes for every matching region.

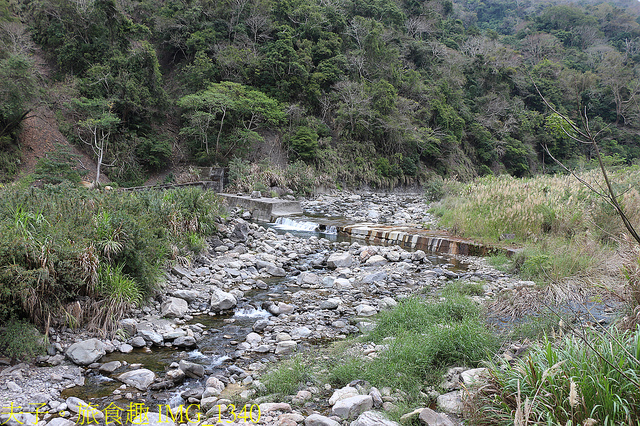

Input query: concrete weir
[219,194,303,221]
[339,223,520,257]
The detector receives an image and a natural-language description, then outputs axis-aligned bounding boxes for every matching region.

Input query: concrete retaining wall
[218,194,302,221]
[338,224,520,257]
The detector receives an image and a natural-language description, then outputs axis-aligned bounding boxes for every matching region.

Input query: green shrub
[0,185,224,326]
[0,320,46,361]
[424,176,445,201]
[34,143,86,184]
[289,126,319,163]
[98,263,142,306]
[135,136,172,171]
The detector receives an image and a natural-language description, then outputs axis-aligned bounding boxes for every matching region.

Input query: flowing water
[64,215,465,406]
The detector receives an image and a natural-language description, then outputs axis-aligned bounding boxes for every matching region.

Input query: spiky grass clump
[469,327,640,425]
[0,185,224,331]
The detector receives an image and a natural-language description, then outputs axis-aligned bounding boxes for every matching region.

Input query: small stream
[63,214,467,408]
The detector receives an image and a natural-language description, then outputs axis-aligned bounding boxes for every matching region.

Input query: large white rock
[327,252,353,269]
[349,411,400,426]
[332,395,373,419]
[460,367,489,387]
[210,287,238,312]
[46,418,75,426]
[1,413,37,426]
[305,414,341,426]
[117,368,156,390]
[161,297,189,318]
[437,391,463,415]
[297,272,321,286]
[419,408,458,426]
[173,289,199,303]
[275,340,298,355]
[355,304,377,317]
[365,255,388,266]
[65,339,106,366]
[329,386,359,405]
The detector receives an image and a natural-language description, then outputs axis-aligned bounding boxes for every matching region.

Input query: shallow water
[65,214,466,404]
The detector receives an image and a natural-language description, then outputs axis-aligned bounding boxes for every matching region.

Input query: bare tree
[535,83,640,245]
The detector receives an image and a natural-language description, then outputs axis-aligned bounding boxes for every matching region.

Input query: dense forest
[1,0,640,187]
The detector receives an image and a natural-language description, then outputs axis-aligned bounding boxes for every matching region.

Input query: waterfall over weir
[274,217,338,235]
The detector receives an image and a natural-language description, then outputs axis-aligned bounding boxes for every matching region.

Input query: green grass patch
[328,296,499,401]
[471,327,640,425]
[487,253,512,273]
[368,296,481,343]
[261,354,312,396]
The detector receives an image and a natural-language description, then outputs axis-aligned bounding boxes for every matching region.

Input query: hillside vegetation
[2,0,640,187]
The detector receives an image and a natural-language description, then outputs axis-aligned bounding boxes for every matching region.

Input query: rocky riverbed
[0,191,610,426]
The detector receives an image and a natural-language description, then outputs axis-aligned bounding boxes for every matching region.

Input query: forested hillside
[2,0,640,187]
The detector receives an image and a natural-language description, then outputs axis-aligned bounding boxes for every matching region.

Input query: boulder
[332,395,373,419]
[179,360,205,378]
[305,414,341,426]
[165,369,185,383]
[291,327,312,339]
[320,298,340,310]
[365,255,387,267]
[362,271,387,284]
[0,413,37,426]
[132,412,175,426]
[230,221,250,242]
[265,263,286,277]
[161,297,188,318]
[117,368,156,390]
[65,339,106,366]
[46,419,75,426]
[173,336,197,348]
[173,290,199,303]
[355,305,377,317]
[327,252,353,269]
[210,287,238,312]
[329,386,359,405]
[137,329,163,346]
[418,408,458,426]
[297,272,321,286]
[437,391,463,415]
[99,361,122,373]
[349,411,399,426]
[275,340,297,355]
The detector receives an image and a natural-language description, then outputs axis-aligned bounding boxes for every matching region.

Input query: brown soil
[17,47,103,183]
[17,104,102,182]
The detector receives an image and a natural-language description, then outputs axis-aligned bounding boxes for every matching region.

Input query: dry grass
[436,168,640,243]
[434,167,640,321]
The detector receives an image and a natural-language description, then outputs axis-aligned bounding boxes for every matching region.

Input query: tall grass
[0,183,224,332]
[470,327,640,425]
[432,168,640,284]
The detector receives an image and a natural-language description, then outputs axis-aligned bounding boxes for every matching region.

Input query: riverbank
[0,190,625,425]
